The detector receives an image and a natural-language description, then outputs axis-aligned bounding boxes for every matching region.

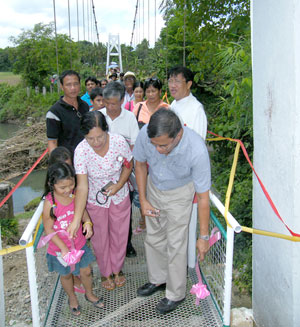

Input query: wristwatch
[199,234,210,241]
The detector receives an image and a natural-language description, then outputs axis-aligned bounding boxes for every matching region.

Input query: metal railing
[0,189,242,327]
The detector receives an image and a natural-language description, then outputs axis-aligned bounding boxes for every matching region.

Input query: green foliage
[24,197,41,212]
[0,47,13,71]
[0,84,59,122]
[0,217,18,244]
[9,23,79,88]
[0,83,15,108]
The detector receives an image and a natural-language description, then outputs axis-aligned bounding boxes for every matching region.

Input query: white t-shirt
[100,107,139,146]
[171,93,207,140]
[122,91,135,109]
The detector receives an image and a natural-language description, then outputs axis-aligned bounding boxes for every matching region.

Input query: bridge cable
[52,0,60,91]
[67,0,72,68]
[91,0,100,45]
[183,0,186,66]
[130,0,139,48]
[82,0,85,40]
[76,0,80,42]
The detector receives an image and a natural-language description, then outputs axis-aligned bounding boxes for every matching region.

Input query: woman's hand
[83,223,93,239]
[67,220,80,239]
[103,183,121,197]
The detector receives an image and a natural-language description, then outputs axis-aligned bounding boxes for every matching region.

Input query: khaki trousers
[145,177,195,301]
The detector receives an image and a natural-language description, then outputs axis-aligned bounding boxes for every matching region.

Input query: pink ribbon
[37,230,84,272]
[190,283,210,305]
[190,227,221,305]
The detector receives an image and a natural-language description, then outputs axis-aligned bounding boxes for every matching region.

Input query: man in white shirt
[168,66,208,268]
[101,81,140,257]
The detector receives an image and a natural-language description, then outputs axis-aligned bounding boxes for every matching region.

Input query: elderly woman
[133,77,169,127]
[73,111,133,291]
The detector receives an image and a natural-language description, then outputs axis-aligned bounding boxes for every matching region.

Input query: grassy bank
[0,72,21,86]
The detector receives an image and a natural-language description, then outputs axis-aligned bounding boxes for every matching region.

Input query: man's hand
[196,238,210,261]
[67,220,80,239]
[140,199,160,218]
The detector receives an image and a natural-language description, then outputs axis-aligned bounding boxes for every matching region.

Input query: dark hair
[120,72,125,77]
[85,76,98,85]
[80,111,108,135]
[48,147,72,166]
[144,77,163,92]
[90,87,103,100]
[133,80,144,91]
[167,66,194,83]
[44,162,75,220]
[109,73,118,78]
[103,81,125,100]
[59,70,80,85]
[100,79,108,87]
[147,108,182,139]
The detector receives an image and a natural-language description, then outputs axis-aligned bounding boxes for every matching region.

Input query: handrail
[19,200,44,246]
[209,190,242,233]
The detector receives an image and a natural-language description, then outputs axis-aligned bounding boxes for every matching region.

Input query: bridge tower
[106,34,123,74]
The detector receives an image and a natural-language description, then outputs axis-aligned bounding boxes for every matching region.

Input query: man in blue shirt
[81,76,97,110]
[133,108,211,314]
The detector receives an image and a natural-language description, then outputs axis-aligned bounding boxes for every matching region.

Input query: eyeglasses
[167,78,186,85]
[145,77,159,83]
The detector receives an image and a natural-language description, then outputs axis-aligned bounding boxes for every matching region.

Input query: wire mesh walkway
[43,208,223,327]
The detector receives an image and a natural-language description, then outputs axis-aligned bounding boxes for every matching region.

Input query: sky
[0,0,166,49]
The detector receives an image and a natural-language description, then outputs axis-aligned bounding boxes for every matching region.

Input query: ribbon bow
[37,230,85,272]
[190,227,221,305]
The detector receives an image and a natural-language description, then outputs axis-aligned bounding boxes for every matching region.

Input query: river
[0,122,45,214]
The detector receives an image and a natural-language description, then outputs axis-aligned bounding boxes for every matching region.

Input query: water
[10,169,46,214]
[0,122,20,141]
[0,122,45,214]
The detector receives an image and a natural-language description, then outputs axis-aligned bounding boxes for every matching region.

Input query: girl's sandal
[85,295,104,309]
[101,276,115,291]
[114,271,126,287]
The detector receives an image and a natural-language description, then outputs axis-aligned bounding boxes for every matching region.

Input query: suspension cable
[82,0,85,40]
[52,0,60,91]
[183,0,186,66]
[91,0,100,45]
[130,0,139,48]
[76,0,80,41]
[67,0,72,68]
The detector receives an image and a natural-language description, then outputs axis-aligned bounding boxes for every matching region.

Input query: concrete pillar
[0,182,13,219]
[251,1,300,326]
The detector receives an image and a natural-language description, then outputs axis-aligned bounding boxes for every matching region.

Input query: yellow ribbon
[208,135,300,242]
[0,215,42,256]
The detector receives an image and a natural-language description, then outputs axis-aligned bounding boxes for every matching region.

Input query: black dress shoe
[126,244,137,257]
[137,282,166,296]
[156,297,185,314]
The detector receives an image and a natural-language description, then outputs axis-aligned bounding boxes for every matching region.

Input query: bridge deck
[43,209,223,327]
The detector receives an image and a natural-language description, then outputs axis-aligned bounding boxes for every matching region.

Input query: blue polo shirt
[133,126,211,193]
[81,92,93,110]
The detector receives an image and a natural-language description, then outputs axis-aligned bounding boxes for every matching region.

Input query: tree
[0,47,13,71]
[9,23,78,88]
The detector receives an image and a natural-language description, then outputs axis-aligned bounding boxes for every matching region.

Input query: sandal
[85,295,104,309]
[114,271,126,287]
[74,285,85,294]
[133,226,146,235]
[101,275,115,291]
[68,300,81,316]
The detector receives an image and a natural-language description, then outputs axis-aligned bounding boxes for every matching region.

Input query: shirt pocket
[168,161,191,179]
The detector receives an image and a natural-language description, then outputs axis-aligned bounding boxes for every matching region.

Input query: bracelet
[83,221,93,227]
[198,234,209,241]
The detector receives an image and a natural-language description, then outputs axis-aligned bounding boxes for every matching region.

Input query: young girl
[42,162,104,316]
